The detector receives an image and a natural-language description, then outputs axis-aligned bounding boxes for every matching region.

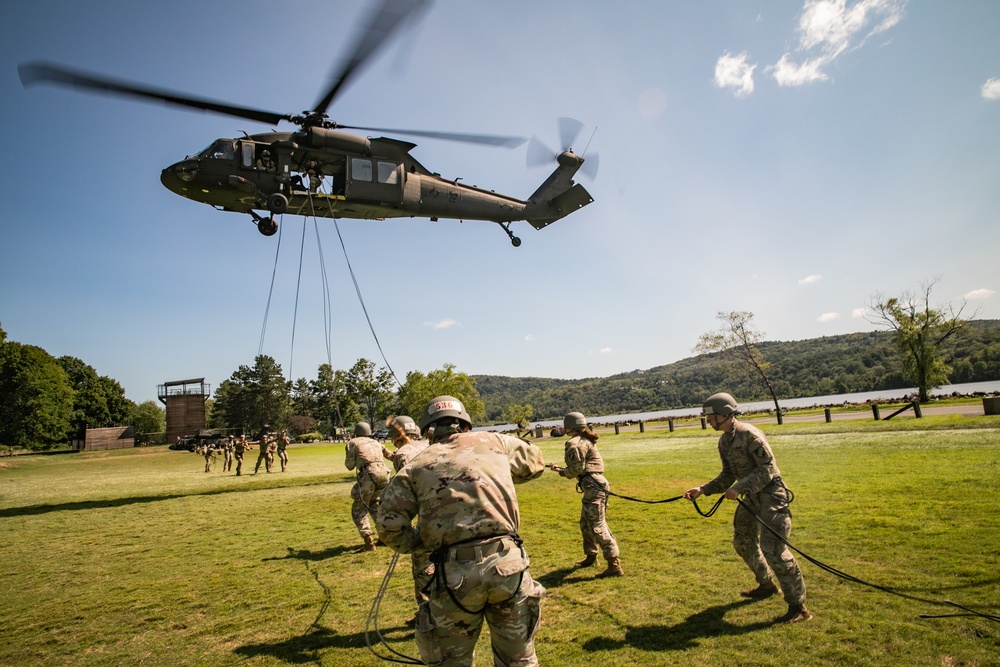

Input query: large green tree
[694,311,782,418]
[346,358,397,429]
[311,363,359,435]
[131,400,166,443]
[398,363,485,425]
[0,329,75,450]
[58,356,134,437]
[867,280,967,402]
[213,355,291,434]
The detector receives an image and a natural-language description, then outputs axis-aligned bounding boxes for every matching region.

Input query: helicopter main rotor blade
[313,0,431,115]
[18,61,288,126]
[340,124,526,148]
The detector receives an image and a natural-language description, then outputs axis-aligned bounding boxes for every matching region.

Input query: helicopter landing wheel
[267,193,288,215]
[500,222,522,248]
[257,216,278,237]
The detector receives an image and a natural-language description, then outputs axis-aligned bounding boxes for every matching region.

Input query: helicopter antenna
[582,126,598,158]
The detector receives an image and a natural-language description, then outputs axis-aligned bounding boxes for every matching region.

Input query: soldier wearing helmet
[684,392,812,624]
[549,411,623,577]
[384,414,433,624]
[345,421,392,552]
[376,396,547,666]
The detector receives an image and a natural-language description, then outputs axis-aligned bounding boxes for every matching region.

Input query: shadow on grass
[582,600,771,652]
[233,624,415,664]
[264,545,361,562]
[536,566,582,589]
[0,478,351,518]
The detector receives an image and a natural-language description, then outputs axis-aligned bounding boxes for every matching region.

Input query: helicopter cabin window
[241,143,254,169]
[351,158,373,182]
[377,161,399,185]
[202,140,235,160]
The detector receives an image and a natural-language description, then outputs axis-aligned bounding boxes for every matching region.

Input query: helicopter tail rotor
[526,117,598,179]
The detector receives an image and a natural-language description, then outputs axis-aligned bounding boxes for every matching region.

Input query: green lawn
[2,416,999,666]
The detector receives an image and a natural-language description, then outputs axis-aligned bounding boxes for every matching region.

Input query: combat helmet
[563,411,588,431]
[702,392,739,417]
[419,396,471,431]
[386,415,418,440]
[353,422,372,437]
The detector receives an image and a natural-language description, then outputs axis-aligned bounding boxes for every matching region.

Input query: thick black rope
[577,474,997,623]
[365,550,424,665]
[730,495,1000,624]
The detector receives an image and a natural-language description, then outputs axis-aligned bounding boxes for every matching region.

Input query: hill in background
[474,320,1000,421]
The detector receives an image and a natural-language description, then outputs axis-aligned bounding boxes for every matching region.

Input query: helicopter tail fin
[523,151,593,230]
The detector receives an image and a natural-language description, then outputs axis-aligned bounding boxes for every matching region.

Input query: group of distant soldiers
[193,430,290,476]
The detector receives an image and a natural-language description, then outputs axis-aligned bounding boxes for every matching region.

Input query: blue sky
[1,0,998,405]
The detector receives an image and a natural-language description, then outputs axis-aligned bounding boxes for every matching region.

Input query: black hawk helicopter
[18,0,593,247]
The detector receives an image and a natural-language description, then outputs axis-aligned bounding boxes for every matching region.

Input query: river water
[478,380,1000,431]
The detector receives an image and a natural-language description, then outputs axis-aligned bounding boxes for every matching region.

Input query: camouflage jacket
[375,431,545,554]
[700,419,781,497]
[560,435,606,479]
[345,436,388,472]
[389,439,429,472]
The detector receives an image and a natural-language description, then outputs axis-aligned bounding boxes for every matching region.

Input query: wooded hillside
[474,320,1000,421]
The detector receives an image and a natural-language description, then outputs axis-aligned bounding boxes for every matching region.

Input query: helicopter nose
[171,159,199,182]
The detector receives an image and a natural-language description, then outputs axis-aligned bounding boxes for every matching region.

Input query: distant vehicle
[371,429,389,441]
[168,437,197,452]
[168,429,227,452]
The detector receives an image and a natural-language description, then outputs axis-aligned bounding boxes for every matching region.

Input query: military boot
[363,535,377,552]
[575,555,597,568]
[597,557,624,578]
[740,582,778,600]
[775,605,813,624]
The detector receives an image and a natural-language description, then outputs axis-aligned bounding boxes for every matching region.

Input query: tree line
[4,309,996,449]
[0,324,166,449]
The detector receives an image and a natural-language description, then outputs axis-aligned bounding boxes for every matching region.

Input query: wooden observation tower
[158,378,211,445]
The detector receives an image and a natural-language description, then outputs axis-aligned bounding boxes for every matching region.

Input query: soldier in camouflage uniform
[233,435,250,476]
[201,442,215,473]
[684,392,812,624]
[549,411,623,577]
[254,434,274,474]
[345,422,392,552]
[385,415,433,622]
[222,435,235,472]
[376,396,547,667]
[277,430,290,472]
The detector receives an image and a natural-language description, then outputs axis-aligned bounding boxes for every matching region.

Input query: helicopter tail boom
[523,151,593,229]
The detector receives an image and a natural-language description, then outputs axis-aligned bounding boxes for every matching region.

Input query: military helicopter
[17,0,593,247]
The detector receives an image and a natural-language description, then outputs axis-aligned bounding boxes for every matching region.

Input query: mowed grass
[2,417,999,666]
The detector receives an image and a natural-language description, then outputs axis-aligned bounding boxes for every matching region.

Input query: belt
[451,538,508,562]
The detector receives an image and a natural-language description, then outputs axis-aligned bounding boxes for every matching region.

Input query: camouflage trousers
[732,484,806,606]
[411,552,435,605]
[234,452,244,475]
[350,465,390,538]
[223,452,233,471]
[415,538,544,666]
[254,450,272,473]
[579,480,619,560]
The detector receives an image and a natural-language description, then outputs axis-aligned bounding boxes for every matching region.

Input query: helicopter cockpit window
[351,157,373,182]
[241,143,254,169]
[377,161,399,185]
[201,140,236,160]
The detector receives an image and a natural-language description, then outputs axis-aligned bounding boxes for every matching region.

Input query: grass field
[2,415,999,666]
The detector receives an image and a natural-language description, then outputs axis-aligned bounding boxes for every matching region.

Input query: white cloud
[982,78,1000,100]
[715,51,756,97]
[424,318,459,330]
[600,347,614,354]
[965,288,996,300]
[524,334,537,343]
[638,87,669,119]
[852,307,867,318]
[769,0,906,87]
[798,274,823,285]
[818,312,841,322]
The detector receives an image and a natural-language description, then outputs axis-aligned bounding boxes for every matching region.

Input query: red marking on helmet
[434,400,462,412]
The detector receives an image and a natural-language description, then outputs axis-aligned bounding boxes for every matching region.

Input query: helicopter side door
[346,158,403,204]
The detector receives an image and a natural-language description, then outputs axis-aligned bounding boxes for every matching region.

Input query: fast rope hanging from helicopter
[256,182,421,663]
[573,474,1000,625]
